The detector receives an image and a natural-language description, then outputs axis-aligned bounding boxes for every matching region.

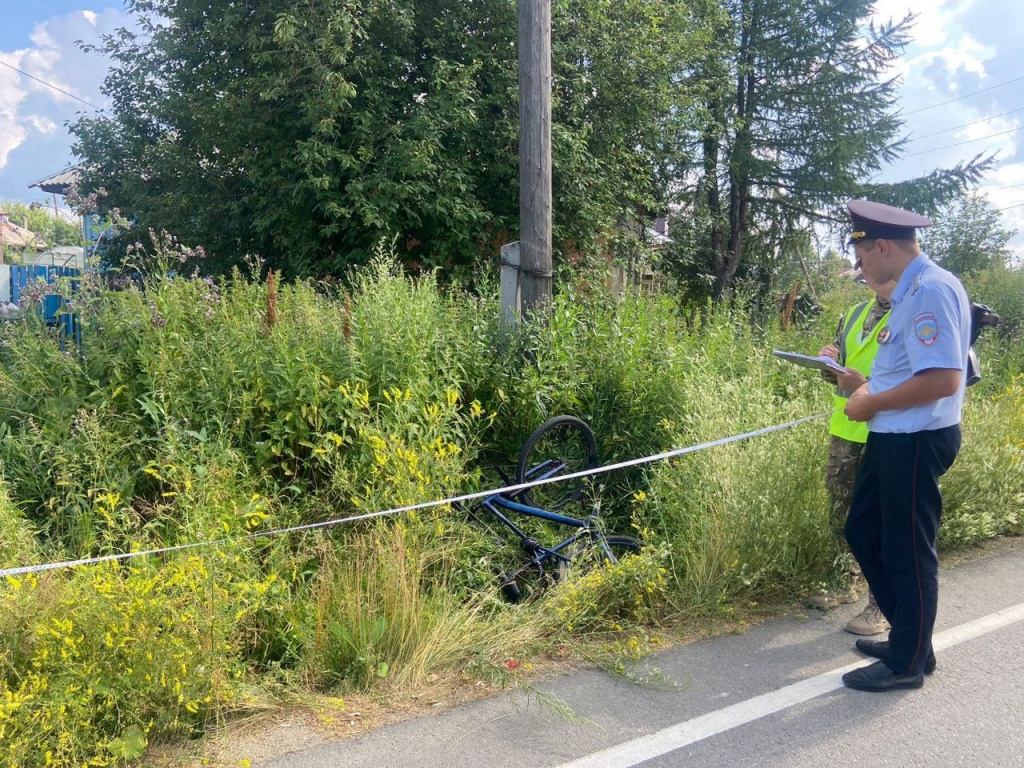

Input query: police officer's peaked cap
[847,199,932,245]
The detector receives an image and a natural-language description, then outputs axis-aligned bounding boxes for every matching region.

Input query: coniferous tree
[680,0,990,301]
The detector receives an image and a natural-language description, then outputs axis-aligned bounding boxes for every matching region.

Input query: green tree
[918,192,1014,277]
[70,0,711,279]
[964,264,1024,338]
[675,0,990,302]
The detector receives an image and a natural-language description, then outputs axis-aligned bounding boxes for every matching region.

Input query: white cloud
[858,0,1024,259]
[985,163,1024,188]
[0,127,27,174]
[0,8,127,192]
[980,166,1024,224]
[869,0,1024,186]
[0,52,30,168]
[871,0,954,49]
[904,35,994,96]
[916,110,1022,163]
[959,114,1020,142]
[25,115,59,134]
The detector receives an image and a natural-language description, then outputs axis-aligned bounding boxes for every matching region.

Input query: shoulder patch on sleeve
[914,312,939,346]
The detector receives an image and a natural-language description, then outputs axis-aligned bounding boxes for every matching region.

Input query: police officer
[835,199,971,692]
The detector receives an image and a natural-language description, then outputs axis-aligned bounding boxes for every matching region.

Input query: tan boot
[845,592,889,635]
[805,586,859,610]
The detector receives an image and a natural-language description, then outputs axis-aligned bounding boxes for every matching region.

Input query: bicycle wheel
[559,534,642,579]
[515,415,599,512]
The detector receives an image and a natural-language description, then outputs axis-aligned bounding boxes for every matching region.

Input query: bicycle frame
[473,458,610,576]
[479,495,586,568]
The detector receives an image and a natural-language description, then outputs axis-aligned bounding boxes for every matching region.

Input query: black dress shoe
[854,639,937,675]
[843,660,924,692]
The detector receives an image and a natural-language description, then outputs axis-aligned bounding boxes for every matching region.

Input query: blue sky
[0,2,128,201]
[870,0,1024,251]
[1,1,104,42]
[1,1,1022,254]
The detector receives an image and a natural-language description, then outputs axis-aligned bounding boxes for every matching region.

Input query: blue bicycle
[469,415,641,602]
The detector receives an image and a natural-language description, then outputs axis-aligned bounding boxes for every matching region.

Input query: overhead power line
[903,125,1024,157]
[902,75,1024,117]
[905,106,1024,143]
[0,60,103,111]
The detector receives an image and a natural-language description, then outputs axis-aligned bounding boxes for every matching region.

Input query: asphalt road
[259,538,1024,768]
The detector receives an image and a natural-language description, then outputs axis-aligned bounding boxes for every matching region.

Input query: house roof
[28,166,80,195]
[0,220,44,249]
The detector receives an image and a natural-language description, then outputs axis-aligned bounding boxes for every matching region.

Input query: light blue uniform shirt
[868,253,971,434]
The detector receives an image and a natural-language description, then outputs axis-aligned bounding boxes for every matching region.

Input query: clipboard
[772,350,848,374]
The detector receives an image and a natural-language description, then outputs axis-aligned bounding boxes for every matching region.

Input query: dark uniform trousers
[844,425,961,676]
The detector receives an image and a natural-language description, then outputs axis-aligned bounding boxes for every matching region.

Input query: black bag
[966,302,1000,386]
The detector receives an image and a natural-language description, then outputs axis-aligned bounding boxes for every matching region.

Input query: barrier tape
[0,411,831,579]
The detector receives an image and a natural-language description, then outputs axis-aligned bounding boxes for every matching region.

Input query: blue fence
[6,264,81,344]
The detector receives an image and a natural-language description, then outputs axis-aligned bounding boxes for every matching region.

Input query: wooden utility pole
[518,0,552,320]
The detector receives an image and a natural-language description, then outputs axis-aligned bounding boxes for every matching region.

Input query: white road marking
[556,602,1024,768]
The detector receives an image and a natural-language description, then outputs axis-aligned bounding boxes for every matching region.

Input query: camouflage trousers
[825,435,866,576]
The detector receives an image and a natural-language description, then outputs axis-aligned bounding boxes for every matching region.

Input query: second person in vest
[807,270,896,636]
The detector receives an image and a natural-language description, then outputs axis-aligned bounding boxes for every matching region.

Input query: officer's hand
[836,368,867,393]
[844,384,875,422]
[818,344,839,360]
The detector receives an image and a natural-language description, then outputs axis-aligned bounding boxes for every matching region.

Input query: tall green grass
[0,246,1020,766]
[941,377,1024,545]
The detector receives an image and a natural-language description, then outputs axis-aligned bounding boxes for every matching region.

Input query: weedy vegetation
[1,240,1021,766]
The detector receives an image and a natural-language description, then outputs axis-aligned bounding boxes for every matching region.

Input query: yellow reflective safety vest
[829,300,890,443]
